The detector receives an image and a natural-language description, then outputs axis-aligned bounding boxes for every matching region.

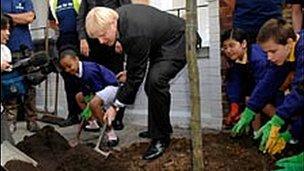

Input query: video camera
[1,45,60,100]
[12,45,60,85]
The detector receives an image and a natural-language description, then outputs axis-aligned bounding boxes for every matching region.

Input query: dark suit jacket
[115,4,186,104]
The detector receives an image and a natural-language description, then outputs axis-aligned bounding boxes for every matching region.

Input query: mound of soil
[5,160,43,171]
[5,125,286,171]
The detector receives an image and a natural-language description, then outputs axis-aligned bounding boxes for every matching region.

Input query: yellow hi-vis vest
[49,0,81,24]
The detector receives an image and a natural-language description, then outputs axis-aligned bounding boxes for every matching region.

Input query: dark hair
[1,15,10,29]
[257,18,296,45]
[221,28,248,46]
[59,49,78,61]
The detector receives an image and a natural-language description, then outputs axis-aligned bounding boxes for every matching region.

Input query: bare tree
[185,0,204,170]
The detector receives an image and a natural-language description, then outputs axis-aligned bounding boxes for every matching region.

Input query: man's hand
[103,106,117,126]
[115,41,123,54]
[231,107,255,136]
[116,71,127,83]
[80,39,90,57]
[1,60,12,72]
[254,115,285,152]
[7,11,35,25]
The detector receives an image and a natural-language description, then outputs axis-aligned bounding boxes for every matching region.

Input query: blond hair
[85,7,119,38]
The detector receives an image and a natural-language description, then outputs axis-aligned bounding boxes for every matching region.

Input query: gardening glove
[231,107,255,136]
[224,103,240,126]
[274,152,304,171]
[254,115,285,152]
[84,94,94,103]
[266,129,292,155]
[80,105,92,120]
[80,94,94,120]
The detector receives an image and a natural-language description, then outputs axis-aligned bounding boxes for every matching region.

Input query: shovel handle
[76,118,85,139]
[95,124,107,149]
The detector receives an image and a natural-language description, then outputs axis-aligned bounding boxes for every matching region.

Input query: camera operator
[1,15,15,144]
[1,0,39,132]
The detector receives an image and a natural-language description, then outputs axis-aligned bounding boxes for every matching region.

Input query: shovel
[68,119,110,157]
[94,124,110,157]
[1,141,38,167]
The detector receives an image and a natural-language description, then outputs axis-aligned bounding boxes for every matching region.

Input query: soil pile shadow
[6,125,280,171]
[37,114,65,125]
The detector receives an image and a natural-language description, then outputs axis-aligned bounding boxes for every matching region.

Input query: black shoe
[26,120,40,132]
[112,120,124,130]
[57,117,79,127]
[107,137,119,147]
[138,131,151,138]
[142,138,170,160]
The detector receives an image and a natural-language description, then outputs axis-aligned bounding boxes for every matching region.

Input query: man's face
[222,39,246,61]
[1,24,10,44]
[260,39,291,66]
[60,56,79,75]
[96,23,117,46]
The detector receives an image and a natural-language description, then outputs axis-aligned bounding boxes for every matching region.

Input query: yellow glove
[267,138,286,155]
[265,126,291,155]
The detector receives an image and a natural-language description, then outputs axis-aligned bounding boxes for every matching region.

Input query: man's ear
[241,40,247,48]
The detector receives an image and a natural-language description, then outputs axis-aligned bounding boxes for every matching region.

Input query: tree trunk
[185,0,204,170]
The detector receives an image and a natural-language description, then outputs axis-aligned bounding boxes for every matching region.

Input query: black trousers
[144,59,186,139]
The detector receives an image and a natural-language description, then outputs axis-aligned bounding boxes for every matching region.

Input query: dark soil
[37,114,65,125]
[5,125,291,171]
[4,160,43,171]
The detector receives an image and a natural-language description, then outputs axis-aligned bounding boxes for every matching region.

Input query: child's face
[1,24,10,44]
[260,39,291,66]
[60,55,79,75]
[222,39,246,61]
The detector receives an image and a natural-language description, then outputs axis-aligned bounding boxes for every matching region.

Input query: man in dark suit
[85,4,187,160]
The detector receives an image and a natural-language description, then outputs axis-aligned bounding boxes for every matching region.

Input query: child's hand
[103,106,117,126]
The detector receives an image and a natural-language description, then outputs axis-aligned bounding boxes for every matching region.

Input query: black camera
[12,45,60,86]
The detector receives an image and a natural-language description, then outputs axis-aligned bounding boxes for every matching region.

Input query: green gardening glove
[274,152,304,171]
[254,115,285,152]
[84,94,94,103]
[231,107,255,136]
[81,105,92,120]
[80,94,94,120]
